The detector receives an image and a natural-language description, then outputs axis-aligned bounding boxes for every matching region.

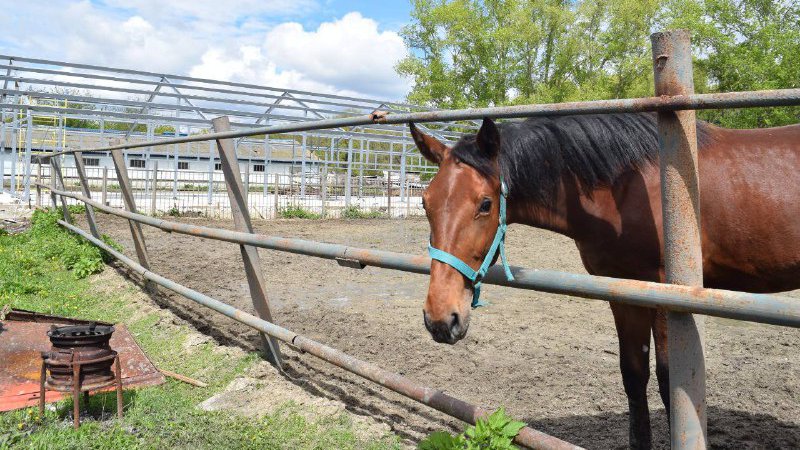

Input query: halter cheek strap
[428,177,515,308]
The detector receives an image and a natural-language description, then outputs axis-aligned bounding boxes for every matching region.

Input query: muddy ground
[85,214,799,449]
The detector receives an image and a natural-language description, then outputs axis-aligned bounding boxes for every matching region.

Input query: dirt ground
[85,214,800,449]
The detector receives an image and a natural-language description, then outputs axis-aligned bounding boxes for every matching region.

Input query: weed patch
[341,206,384,219]
[279,205,321,219]
[419,409,525,450]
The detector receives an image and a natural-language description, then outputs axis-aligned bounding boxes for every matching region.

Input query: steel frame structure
[33,30,800,449]
[0,53,477,202]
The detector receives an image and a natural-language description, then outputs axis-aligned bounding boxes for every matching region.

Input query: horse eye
[478,198,492,213]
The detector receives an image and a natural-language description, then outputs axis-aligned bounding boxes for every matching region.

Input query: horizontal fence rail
[58,219,581,450]
[44,185,800,328]
[33,31,800,448]
[40,87,800,158]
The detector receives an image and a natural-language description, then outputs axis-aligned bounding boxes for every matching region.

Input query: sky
[0,0,415,101]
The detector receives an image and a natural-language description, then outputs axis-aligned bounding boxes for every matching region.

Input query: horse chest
[574,238,664,282]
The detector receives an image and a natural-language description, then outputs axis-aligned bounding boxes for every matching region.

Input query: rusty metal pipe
[44,185,800,328]
[41,87,800,158]
[652,30,707,448]
[58,219,580,450]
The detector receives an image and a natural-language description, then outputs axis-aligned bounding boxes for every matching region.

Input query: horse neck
[506,181,572,238]
[506,175,612,242]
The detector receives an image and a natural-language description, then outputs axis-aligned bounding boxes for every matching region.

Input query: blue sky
[316,1,412,31]
[0,0,415,100]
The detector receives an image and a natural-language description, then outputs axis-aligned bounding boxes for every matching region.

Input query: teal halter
[427,177,515,308]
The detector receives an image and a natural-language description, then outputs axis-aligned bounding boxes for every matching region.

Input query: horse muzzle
[423,309,469,344]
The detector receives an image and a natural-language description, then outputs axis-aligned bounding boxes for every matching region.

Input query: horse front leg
[611,303,656,450]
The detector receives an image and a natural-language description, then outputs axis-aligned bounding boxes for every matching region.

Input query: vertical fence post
[50,157,72,223]
[73,151,101,238]
[207,140,214,207]
[110,145,151,270]
[243,163,250,212]
[172,144,179,201]
[263,134,270,198]
[358,140,364,197]
[387,170,392,218]
[406,179,411,217]
[0,113,5,193]
[320,166,327,219]
[151,161,159,215]
[10,117,17,195]
[400,143,407,202]
[273,175,280,218]
[651,30,706,450]
[35,162,42,208]
[101,167,108,206]
[212,116,282,367]
[49,158,58,209]
[0,150,5,194]
[345,136,353,207]
[300,133,307,196]
[23,111,33,202]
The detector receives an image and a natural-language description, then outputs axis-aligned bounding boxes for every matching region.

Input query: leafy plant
[167,206,181,217]
[418,409,526,450]
[0,208,112,291]
[65,204,86,215]
[279,205,321,219]
[341,205,384,219]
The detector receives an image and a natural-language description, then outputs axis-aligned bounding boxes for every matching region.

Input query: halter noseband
[427,177,515,308]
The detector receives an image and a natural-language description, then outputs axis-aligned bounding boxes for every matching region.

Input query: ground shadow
[526,406,800,449]
[114,265,799,448]
[49,389,137,425]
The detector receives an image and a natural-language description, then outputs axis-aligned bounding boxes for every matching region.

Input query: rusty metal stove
[39,323,123,429]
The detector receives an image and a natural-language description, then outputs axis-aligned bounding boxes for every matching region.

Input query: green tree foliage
[398,0,800,128]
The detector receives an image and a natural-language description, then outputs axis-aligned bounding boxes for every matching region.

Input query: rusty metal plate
[0,310,165,411]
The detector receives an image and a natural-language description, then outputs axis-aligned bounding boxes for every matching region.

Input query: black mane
[451,112,712,205]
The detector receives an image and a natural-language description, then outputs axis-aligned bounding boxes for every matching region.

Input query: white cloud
[0,2,410,101]
[190,12,410,100]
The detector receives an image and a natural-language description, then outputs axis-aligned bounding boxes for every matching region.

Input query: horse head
[410,118,511,344]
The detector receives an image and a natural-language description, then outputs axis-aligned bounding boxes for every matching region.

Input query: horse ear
[409,122,447,165]
[476,117,500,158]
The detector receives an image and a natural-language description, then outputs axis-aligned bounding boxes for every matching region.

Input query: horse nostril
[450,312,460,332]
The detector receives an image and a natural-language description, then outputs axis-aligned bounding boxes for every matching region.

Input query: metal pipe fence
[27,163,425,218]
[58,219,578,450]
[35,86,800,159]
[35,30,800,449]
[41,185,800,329]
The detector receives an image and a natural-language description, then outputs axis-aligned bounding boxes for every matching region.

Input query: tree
[397,0,800,127]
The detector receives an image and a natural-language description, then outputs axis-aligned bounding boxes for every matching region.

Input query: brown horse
[410,113,800,449]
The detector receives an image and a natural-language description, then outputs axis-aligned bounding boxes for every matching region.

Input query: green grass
[0,209,400,449]
[278,205,321,219]
[341,206,384,219]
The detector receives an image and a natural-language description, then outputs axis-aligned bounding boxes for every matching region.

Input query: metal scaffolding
[0,54,477,212]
